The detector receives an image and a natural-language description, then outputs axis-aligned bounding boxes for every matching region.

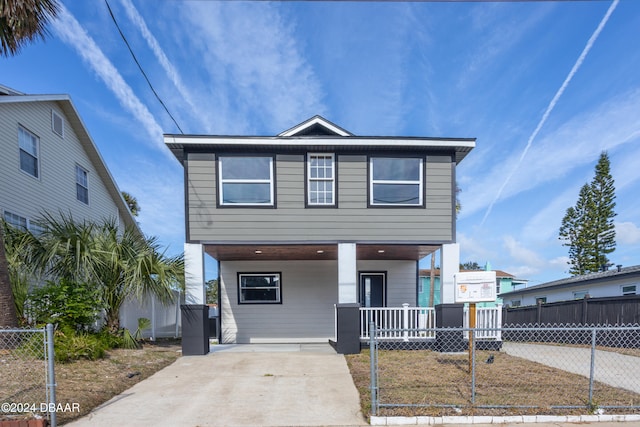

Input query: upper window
[622,285,637,296]
[52,110,64,138]
[369,157,423,206]
[3,211,27,230]
[238,273,281,304]
[307,153,335,206]
[76,165,89,204]
[219,156,274,206]
[19,126,40,178]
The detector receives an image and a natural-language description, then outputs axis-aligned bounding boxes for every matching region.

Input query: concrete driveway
[65,343,367,427]
[502,342,640,394]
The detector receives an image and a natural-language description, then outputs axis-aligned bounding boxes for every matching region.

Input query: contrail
[480,0,619,226]
[120,0,210,132]
[51,3,171,159]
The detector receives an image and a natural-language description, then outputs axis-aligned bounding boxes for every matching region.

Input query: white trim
[218,156,274,206]
[52,109,64,138]
[278,116,352,137]
[369,157,423,206]
[307,153,335,206]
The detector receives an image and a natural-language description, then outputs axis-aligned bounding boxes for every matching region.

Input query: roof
[165,115,476,164]
[499,265,640,298]
[0,89,140,232]
[419,269,517,279]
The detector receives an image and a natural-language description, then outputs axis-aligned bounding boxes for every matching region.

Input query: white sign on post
[454,271,497,303]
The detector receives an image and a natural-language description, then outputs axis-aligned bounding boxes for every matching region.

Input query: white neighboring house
[499,265,640,307]
[0,84,174,333]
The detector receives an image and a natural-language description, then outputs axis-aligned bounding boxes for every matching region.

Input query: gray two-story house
[166,116,474,344]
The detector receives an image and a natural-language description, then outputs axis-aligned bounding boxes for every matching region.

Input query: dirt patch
[346,347,640,419]
[54,339,181,425]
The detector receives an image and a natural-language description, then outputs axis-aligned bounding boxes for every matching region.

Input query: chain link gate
[0,324,57,426]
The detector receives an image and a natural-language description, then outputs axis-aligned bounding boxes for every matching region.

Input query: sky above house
[2,0,639,286]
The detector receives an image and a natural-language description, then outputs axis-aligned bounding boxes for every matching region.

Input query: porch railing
[359,304,436,341]
[464,304,503,340]
[358,304,503,341]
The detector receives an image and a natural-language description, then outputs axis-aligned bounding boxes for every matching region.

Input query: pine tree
[559,152,616,275]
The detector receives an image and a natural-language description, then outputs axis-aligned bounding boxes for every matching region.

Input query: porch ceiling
[203,244,439,261]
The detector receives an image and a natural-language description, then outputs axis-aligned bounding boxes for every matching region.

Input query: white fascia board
[0,94,70,104]
[164,135,476,150]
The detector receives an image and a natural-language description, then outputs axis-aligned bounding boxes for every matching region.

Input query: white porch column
[338,243,357,304]
[440,243,460,304]
[184,243,205,305]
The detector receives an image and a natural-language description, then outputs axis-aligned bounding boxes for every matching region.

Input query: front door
[360,273,386,307]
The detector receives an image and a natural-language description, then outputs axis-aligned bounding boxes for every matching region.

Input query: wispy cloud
[119,0,209,133]
[51,3,168,157]
[480,0,620,225]
[462,86,640,219]
[180,2,325,134]
[616,222,640,245]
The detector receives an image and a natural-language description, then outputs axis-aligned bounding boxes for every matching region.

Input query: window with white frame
[511,300,521,307]
[52,110,64,138]
[307,153,334,205]
[219,156,274,206]
[369,157,423,206]
[76,165,89,204]
[3,211,27,230]
[622,285,637,296]
[238,273,281,304]
[19,126,39,178]
[573,290,589,299]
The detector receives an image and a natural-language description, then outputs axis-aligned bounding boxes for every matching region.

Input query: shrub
[54,328,108,363]
[28,279,103,331]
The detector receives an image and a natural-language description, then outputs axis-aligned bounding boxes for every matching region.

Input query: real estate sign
[454,271,497,303]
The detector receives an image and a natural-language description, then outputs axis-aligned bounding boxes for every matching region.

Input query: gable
[278,115,353,137]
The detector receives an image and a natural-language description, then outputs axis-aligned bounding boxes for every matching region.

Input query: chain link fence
[369,323,640,417]
[0,324,57,426]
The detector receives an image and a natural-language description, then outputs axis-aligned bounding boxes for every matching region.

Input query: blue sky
[2,0,639,286]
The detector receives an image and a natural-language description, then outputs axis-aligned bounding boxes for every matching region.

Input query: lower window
[238,273,281,304]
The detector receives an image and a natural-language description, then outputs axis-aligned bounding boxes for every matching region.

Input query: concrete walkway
[65,344,367,427]
[502,342,640,394]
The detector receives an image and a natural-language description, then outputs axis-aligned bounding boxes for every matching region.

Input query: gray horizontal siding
[186,152,454,243]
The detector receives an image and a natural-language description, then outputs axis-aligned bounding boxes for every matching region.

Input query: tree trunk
[428,251,436,307]
[0,226,19,327]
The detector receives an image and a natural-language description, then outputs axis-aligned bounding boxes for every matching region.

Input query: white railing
[359,304,436,341]
[464,304,502,340]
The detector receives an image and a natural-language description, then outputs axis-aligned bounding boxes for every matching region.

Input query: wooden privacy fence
[502,294,640,326]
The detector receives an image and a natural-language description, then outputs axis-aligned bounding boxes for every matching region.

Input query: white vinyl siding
[0,101,126,231]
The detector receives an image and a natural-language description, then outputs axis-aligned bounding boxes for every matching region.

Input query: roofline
[165,134,476,164]
[0,93,140,233]
[278,115,354,137]
[499,265,640,298]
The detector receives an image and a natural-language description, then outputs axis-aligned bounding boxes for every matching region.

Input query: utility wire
[104,0,184,134]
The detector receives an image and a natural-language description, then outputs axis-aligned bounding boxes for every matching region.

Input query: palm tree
[1,0,59,57]
[121,191,140,217]
[27,214,184,333]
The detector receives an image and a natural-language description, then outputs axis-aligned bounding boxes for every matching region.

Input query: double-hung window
[370,157,423,206]
[238,273,281,304]
[19,126,40,178]
[4,211,27,230]
[219,156,274,206]
[307,153,335,206]
[76,165,89,204]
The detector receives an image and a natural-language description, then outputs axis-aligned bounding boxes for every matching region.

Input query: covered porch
[183,241,462,347]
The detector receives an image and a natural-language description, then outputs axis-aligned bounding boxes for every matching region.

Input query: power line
[104,0,184,134]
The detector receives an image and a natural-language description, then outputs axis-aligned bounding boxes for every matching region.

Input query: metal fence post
[471,328,476,404]
[370,321,377,417]
[588,327,596,409]
[46,324,57,427]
